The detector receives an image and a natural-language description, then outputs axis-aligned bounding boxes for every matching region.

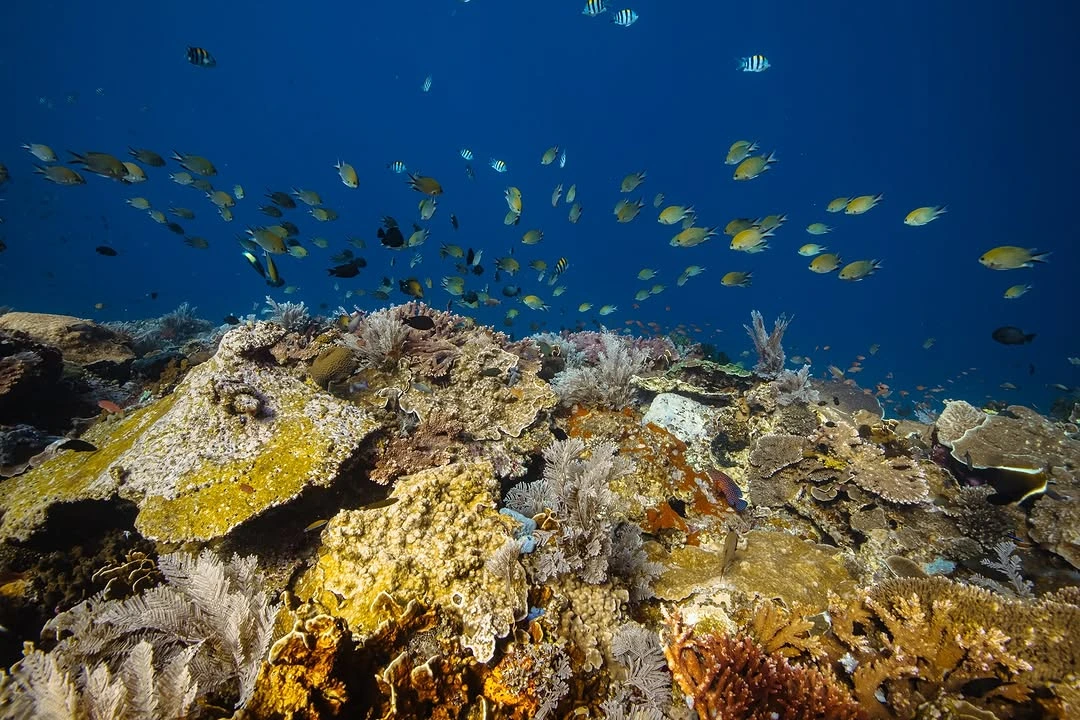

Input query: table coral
[297,461,526,664]
[0,323,379,542]
[0,312,134,373]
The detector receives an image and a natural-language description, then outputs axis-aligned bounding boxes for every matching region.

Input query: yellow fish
[720,271,752,287]
[798,243,827,257]
[551,183,563,207]
[733,151,777,181]
[725,140,758,166]
[825,197,849,213]
[568,202,582,223]
[658,205,694,225]
[904,205,947,226]
[540,146,560,165]
[522,295,548,311]
[621,171,646,192]
[809,253,842,273]
[838,259,882,281]
[758,214,787,231]
[505,186,523,214]
[730,226,772,252]
[1003,284,1031,299]
[805,223,831,235]
[599,304,617,315]
[578,303,592,312]
[724,218,756,236]
[845,194,883,215]
[335,159,359,188]
[979,246,1050,270]
[637,268,656,280]
[671,226,718,248]
[614,197,645,223]
[522,229,543,245]
[566,184,577,203]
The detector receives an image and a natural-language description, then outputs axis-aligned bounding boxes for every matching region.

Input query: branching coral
[663,612,865,720]
[744,310,791,378]
[829,577,1080,719]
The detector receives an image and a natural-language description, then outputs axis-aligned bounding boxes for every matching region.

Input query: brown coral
[309,345,357,389]
[829,577,1080,719]
[848,445,929,505]
[663,612,866,720]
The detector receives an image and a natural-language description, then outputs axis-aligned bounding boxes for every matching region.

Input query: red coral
[664,613,866,720]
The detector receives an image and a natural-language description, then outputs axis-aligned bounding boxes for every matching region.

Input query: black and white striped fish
[739,55,770,72]
[582,0,607,16]
[547,257,568,285]
[185,46,216,67]
[460,148,473,161]
[611,8,638,26]
[489,158,508,173]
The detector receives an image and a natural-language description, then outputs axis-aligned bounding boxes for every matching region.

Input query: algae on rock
[297,461,527,664]
[0,323,378,542]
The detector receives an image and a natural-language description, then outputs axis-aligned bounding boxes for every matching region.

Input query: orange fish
[98,399,123,414]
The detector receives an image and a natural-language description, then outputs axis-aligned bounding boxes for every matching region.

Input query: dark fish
[266,190,296,209]
[450,213,459,230]
[328,259,366,278]
[399,277,424,299]
[128,147,166,167]
[403,315,435,331]
[502,285,521,297]
[95,245,117,256]
[281,221,300,237]
[186,46,216,67]
[148,291,158,300]
[464,164,475,181]
[259,204,283,218]
[992,326,1035,345]
[378,225,405,248]
[223,314,240,325]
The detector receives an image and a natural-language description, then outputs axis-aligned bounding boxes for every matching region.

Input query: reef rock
[0,312,134,376]
[0,323,378,542]
[0,330,64,426]
[632,358,751,403]
[642,392,713,446]
[297,461,526,664]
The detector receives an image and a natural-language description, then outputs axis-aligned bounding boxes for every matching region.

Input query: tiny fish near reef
[707,468,747,511]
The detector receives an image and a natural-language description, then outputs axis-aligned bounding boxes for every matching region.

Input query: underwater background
[2,0,1077,415]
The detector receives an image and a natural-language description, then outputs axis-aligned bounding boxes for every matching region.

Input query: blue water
[2,1,1077,416]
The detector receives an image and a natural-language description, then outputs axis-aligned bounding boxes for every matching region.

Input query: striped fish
[489,158,508,173]
[547,257,568,285]
[582,0,607,16]
[185,46,216,67]
[739,55,770,72]
[611,8,638,26]
[460,148,473,161]
[387,161,407,174]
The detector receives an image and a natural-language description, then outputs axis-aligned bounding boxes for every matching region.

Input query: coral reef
[297,461,526,664]
[551,333,651,410]
[830,576,1080,719]
[263,295,311,330]
[0,322,378,542]
[0,312,134,376]
[663,611,866,720]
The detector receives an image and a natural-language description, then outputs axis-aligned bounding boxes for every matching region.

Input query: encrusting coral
[297,461,526,664]
[0,322,379,542]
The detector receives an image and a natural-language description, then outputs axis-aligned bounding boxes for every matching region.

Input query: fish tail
[1029,250,1051,264]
